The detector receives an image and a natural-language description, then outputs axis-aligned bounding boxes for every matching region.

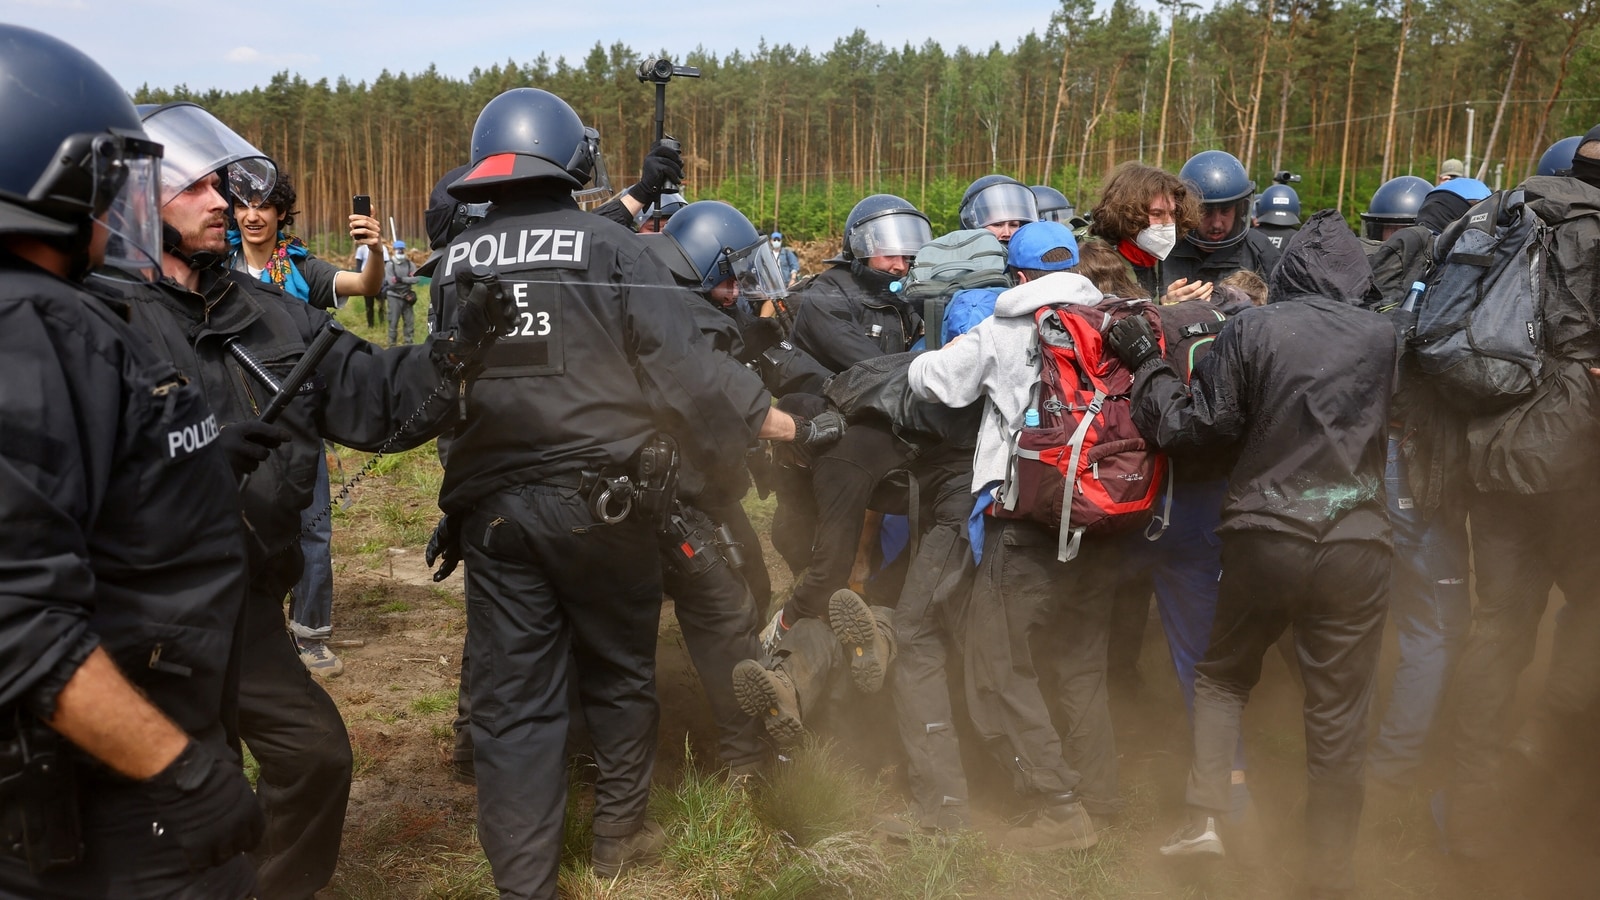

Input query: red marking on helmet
[466,154,517,180]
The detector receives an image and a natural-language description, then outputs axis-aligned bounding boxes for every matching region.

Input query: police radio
[632,434,680,531]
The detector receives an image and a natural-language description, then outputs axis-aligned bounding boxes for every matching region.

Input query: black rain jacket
[1129,210,1395,544]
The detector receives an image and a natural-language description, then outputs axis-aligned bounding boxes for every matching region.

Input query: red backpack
[991,297,1168,561]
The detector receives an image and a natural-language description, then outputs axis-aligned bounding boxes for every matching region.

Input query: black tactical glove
[738,316,785,363]
[144,740,266,871]
[626,139,686,206]
[425,515,461,582]
[454,267,513,347]
[794,409,847,451]
[1106,315,1162,372]
[216,421,292,478]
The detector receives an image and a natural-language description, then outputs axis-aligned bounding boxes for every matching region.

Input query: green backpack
[897,229,1011,348]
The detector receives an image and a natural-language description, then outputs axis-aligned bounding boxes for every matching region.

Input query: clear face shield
[100,142,165,280]
[716,236,788,302]
[570,127,613,209]
[140,102,276,206]
[966,182,1039,228]
[851,211,933,259]
[1038,204,1074,223]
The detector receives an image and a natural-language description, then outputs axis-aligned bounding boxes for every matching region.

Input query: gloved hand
[144,740,266,871]
[738,316,785,363]
[454,267,513,347]
[794,409,847,451]
[1106,315,1162,371]
[216,421,292,478]
[425,515,461,582]
[626,139,686,206]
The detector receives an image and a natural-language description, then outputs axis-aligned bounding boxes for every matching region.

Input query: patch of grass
[412,689,459,716]
[242,744,260,788]
[652,742,774,897]
[755,739,873,846]
[379,600,414,614]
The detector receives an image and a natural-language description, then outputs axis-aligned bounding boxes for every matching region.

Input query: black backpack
[1411,190,1545,410]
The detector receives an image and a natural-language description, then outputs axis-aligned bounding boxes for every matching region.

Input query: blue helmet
[661,200,787,301]
[1537,136,1582,177]
[1360,175,1432,240]
[1179,150,1255,250]
[959,175,1038,230]
[843,193,932,261]
[1254,184,1301,227]
[1028,185,1074,223]
[450,88,597,201]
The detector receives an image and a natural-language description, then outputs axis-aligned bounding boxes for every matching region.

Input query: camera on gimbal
[637,57,701,84]
[1273,170,1302,185]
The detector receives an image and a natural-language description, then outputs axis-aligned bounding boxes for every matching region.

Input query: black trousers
[238,550,353,900]
[890,455,978,828]
[786,423,918,622]
[1446,489,1600,847]
[661,503,767,768]
[1186,533,1388,898]
[966,520,1123,814]
[461,484,662,900]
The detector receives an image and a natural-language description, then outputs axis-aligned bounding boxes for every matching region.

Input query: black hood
[1269,208,1376,306]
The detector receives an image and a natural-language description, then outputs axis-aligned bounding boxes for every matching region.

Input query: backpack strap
[1057,387,1105,562]
[1144,460,1174,541]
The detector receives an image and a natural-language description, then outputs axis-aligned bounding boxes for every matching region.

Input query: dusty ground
[308,295,1600,897]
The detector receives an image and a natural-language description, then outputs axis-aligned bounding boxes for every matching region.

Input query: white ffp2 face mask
[1135,223,1177,260]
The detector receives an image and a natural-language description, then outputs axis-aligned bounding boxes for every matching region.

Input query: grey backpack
[1412,190,1545,410]
[897,229,1010,348]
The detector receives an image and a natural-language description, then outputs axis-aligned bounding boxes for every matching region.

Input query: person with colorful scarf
[228,170,384,678]
[229,170,384,308]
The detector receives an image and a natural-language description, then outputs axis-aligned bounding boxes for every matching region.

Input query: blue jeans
[290,451,335,640]
[1368,433,1469,783]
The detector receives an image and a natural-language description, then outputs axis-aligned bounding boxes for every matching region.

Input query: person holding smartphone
[230,176,385,309]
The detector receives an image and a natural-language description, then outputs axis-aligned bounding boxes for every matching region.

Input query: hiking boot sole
[829,589,885,694]
[732,660,804,749]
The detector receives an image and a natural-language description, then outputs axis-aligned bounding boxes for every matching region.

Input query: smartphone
[352,194,371,217]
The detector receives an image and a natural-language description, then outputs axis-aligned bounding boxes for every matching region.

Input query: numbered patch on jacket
[481,275,565,377]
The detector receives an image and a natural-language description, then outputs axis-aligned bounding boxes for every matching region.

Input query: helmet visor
[572,127,613,207]
[965,182,1038,228]
[1188,197,1252,251]
[142,103,276,205]
[853,211,933,259]
[101,149,164,280]
[721,237,788,301]
[1038,205,1074,223]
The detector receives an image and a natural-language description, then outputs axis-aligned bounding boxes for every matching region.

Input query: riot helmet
[450,89,597,202]
[661,200,787,302]
[1179,150,1254,250]
[1360,175,1432,240]
[842,194,932,262]
[139,102,276,208]
[0,24,166,277]
[1254,184,1301,227]
[1029,185,1074,223]
[1537,136,1582,176]
[959,175,1038,232]
[636,191,687,233]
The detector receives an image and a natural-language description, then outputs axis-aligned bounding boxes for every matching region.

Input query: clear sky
[4,0,1070,94]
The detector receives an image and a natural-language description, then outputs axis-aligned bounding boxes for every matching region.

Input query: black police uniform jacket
[1129,211,1395,545]
[116,265,455,556]
[789,263,919,373]
[431,194,768,515]
[0,256,247,812]
[1162,228,1283,291]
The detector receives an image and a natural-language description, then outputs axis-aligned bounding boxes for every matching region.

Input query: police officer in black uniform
[116,102,463,900]
[1165,150,1283,289]
[432,88,820,898]
[1253,181,1302,250]
[0,24,264,899]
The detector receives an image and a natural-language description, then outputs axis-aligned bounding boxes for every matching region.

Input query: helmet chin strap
[162,221,224,271]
